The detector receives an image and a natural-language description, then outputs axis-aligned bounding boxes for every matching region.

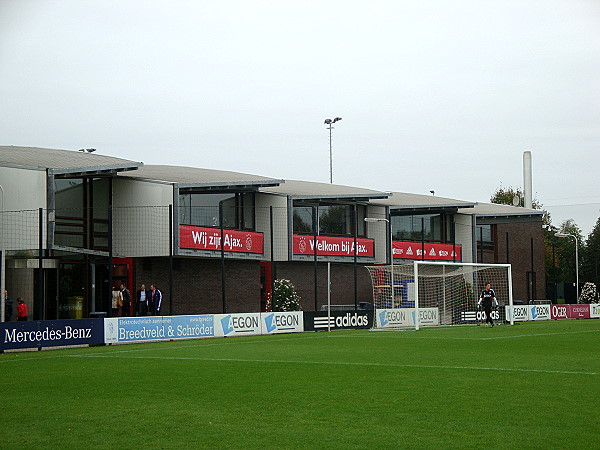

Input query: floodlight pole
[324,117,342,184]
[365,217,394,307]
[555,232,579,299]
[324,117,342,331]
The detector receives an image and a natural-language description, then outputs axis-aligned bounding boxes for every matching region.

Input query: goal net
[365,261,513,330]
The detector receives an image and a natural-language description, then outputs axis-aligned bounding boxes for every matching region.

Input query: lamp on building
[365,217,395,307]
[555,232,579,299]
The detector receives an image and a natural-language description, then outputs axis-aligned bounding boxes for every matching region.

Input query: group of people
[4,290,28,321]
[136,284,162,316]
[111,284,162,317]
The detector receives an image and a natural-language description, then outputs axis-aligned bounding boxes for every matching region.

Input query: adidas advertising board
[104,315,215,344]
[460,309,504,323]
[262,312,303,334]
[376,308,439,328]
[303,310,373,332]
[1,319,104,351]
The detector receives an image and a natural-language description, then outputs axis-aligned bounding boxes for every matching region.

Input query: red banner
[180,225,264,254]
[392,241,461,261]
[550,304,569,320]
[293,235,374,257]
[568,304,590,319]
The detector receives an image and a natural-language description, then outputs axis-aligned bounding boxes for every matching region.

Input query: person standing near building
[136,284,149,316]
[112,286,123,317]
[16,297,28,321]
[150,284,162,316]
[4,290,13,321]
[120,283,131,317]
[478,283,498,327]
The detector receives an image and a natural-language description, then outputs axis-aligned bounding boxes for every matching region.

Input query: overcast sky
[1,0,599,235]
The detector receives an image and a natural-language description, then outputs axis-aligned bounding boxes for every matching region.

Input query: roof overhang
[50,163,142,178]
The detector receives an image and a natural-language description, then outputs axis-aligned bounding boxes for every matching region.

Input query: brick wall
[494,220,546,301]
[274,261,373,311]
[134,257,261,315]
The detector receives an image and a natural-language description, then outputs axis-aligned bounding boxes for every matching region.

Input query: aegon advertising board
[214,313,263,337]
[261,312,303,334]
[375,308,439,328]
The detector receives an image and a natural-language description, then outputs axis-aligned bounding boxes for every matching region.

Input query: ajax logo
[298,237,307,254]
[245,235,253,251]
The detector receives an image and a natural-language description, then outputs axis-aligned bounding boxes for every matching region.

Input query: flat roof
[460,202,544,218]
[260,180,391,201]
[371,192,476,211]
[119,164,284,190]
[0,146,142,175]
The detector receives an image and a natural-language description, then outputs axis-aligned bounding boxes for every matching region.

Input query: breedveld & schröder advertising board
[104,315,215,344]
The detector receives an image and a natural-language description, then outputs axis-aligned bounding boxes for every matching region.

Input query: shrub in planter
[267,279,302,312]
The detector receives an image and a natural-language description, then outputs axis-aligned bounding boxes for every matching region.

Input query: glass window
[319,205,349,235]
[392,214,446,243]
[476,225,492,243]
[178,192,255,230]
[293,202,366,237]
[293,206,313,234]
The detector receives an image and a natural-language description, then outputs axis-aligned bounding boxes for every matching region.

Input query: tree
[582,216,600,287]
[552,219,584,288]
[490,185,543,210]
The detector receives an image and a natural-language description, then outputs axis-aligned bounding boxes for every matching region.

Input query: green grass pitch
[1,319,600,448]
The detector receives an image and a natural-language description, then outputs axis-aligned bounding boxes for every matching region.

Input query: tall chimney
[523,151,532,209]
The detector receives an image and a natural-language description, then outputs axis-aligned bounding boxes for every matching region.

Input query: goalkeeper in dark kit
[478,283,498,327]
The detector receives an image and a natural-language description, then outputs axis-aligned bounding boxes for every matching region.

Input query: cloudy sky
[1,0,599,235]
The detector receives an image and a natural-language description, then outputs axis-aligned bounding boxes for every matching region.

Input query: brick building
[1,146,545,320]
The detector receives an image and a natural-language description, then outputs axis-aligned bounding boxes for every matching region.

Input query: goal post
[365,262,514,330]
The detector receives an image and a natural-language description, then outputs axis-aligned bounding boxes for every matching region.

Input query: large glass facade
[292,202,366,237]
[178,192,255,230]
[391,213,451,243]
[54,177,110,250]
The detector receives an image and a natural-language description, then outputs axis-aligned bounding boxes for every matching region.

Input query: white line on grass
[65,353,598,376]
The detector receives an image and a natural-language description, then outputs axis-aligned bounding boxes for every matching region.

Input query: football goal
[365,261,513,330]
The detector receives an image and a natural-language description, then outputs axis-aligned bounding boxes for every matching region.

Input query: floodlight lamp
[324,119,332,124]
[333,117,342,123]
